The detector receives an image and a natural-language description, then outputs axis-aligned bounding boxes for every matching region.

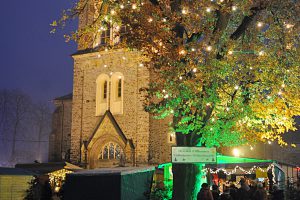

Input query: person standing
[237,178,250,200]
[211,185,220,200]
[197,183,214,200]
[270,184,284,200]
[252,183,267,200]
[228,183,238,200]
[220,189,233,200]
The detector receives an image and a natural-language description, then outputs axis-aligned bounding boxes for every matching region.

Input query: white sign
[172,147,217,163]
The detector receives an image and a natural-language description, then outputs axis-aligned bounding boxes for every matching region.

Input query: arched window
[94,22,128,47]
[98,142,123,160]
[117,79,122,98]
[103,80,108,99]
[111,73,124,114]
[96,74,109,116]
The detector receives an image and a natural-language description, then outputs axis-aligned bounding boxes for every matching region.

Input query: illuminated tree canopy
[54,1,300,199]
[54,0,300,148]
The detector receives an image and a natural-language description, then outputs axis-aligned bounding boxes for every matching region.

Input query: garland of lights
[48,169,73,186]
[202,164,276,183]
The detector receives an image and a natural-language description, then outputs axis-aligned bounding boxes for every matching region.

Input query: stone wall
[49,96,72,162]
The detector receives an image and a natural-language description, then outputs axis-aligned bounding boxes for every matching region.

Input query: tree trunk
[172,132,205,200]
[172,163,204,200]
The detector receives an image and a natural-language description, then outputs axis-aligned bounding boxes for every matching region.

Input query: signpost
[171,147,217,164]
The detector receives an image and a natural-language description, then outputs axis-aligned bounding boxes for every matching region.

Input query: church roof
[0,167,37,176]
[54,93,73,101]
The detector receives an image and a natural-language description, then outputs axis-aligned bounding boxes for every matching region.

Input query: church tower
[69,0,174,168]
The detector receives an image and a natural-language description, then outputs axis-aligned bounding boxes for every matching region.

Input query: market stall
[157,155,290,191]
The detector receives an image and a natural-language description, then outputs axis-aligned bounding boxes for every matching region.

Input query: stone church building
[49,1,175,169]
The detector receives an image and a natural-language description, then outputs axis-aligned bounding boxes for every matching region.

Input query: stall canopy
[215,155,273,165]
[158,154,274,169]
[15,162,82,174]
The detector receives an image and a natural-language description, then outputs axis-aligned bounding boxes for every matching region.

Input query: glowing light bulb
[110,72,113,75]
[257,22,263,27]
[228,50,233,55]
[193,68,197,72]
[179,76,183,80]
[110,10,116,15]
[139,63,144,67]
[250,146,254,150]
[286,24,294,29]
[122,56,126,60]
[234,85,239,90]
[170,110,174,114]
[132,4,137,9]
[104,64,107,68]
[182,9,188,14]
[206,8,211,13]
[97,54,101,58]
[233,148,240,157]
[162,89,166,93]
[148,18,153,22]
[281,84,285,88]
[120,4,124,9]
[191,48,195,52]
[258,51,264,56]
[232,6,237,11]
[162,18,167,22]
[179,50,186,55]
[206,46,212,51]
[105,48,108,52]
[226,107,230,111]
[268,141,272,145]
[278,91,282,95]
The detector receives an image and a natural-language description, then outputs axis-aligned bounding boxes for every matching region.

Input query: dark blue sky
[0,0,77,102]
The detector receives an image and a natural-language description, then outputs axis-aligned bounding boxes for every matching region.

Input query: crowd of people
[197,177,300,200]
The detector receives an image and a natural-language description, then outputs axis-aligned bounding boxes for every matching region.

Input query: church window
[110,73,124,114]
[103,145,108,159]
[117,79,122,98]
[103,81,108,99]
[96,74,109,116]
[95,23,127,47]
[99,142,123,159]
[100,25,111,45]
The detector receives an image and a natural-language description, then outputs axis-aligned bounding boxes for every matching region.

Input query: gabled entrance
[82,111,135,169]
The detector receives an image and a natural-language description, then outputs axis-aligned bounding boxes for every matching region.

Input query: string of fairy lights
[202,164,276,183]
[48,169,73,186]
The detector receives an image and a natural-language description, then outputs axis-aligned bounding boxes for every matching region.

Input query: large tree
[54,0,300,199]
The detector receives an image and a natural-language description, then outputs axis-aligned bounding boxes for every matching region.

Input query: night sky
[0,0,77,103]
